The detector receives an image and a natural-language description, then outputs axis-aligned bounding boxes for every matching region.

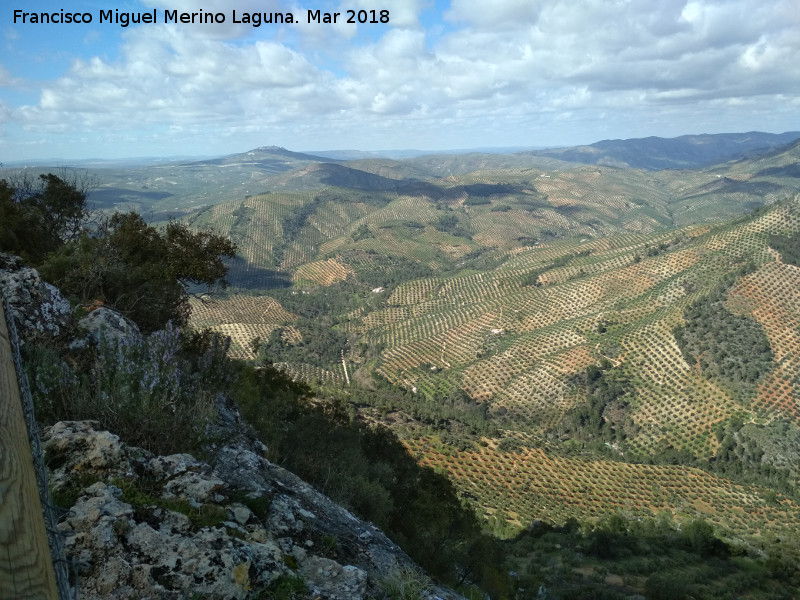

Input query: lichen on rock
[0,252,72,343]
[45,421,462,599]
[71,306,141,350]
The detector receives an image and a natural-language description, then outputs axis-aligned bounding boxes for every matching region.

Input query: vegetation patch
[674,269,773,401]
[26,326,231,455]
[506,514,799,600]
[254,574,307,600]
[49,473,104,511]
[111,477,228,529]
[351,223,374,241]
[768,230,800,266]
[559,361,636,448]
[522,250,591,286]
[434,213,473,240]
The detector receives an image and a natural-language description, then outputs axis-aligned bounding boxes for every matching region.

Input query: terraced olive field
[186,140,800,544]
[405,435,800,546]
[189,294,299,360]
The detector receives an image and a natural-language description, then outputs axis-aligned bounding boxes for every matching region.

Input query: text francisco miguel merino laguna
[12,8,391,27]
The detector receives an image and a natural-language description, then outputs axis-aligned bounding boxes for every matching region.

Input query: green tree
[41,212,236,332]
[0,179,22,252]
[0,172,90,262]
[682,518,727,557]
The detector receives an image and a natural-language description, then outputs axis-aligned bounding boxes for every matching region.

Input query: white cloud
[4,0,800,156]
[4,27,19,39]
[47,26,324,118]
[0,99,12,130]
[446,0,545,28]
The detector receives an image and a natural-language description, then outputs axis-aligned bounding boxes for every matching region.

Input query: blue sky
[2,0,799,160]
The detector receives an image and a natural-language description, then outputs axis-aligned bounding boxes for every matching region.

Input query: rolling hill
[7,131,796,223]
[181,137,800,561]
[184,136,800,288]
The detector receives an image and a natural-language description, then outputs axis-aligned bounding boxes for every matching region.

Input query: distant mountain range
[193,134,800,167]
[526,131,800,170]
[306,146,547,160]
[7,132,799,170]
[4,131,799,221]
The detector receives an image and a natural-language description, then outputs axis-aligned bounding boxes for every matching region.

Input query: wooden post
[0,303,59,599]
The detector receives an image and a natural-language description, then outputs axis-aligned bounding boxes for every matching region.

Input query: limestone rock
[146,453,206,481]
[43,421,139,490]
[162,470,227,505]
[46,421,465,600]
[300,556,368,599]
[0,252,72,343]
[229,503,253,526]
[71,306,141,349]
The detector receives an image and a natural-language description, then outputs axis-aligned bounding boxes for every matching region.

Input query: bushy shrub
[24,342,82,422]
[379,568,430,600]
[26,324,229,454]
[644,572,691,600]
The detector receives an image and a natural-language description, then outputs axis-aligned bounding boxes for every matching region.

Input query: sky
[1,0,799,160]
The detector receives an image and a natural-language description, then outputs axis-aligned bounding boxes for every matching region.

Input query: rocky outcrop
[0,253,140,351]
[45,421,461,600]
[70,306,141,350]
[0,252,72,344]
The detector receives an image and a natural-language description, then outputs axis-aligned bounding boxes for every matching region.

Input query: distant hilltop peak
[183,146,337,169]
[240,146,338,162]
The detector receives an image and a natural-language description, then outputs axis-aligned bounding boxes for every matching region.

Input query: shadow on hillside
[756,164,800,178]
[316,164,526,200]
[88,187,174,210]
[225,258,292,290]
[683,178,784,199]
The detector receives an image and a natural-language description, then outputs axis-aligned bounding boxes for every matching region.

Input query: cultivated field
[187,142,800,536]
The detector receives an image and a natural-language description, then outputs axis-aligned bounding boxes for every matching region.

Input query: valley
[174,136,800,563]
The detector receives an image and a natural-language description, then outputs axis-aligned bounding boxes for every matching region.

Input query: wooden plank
[0,303,59,599]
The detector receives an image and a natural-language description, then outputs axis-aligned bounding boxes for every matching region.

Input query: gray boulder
[0,252,72,343]
[71,306,141,350]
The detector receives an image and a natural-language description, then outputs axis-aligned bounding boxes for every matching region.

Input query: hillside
[185,139,800,562]
[191,194,800,525]
[184,137,800,295]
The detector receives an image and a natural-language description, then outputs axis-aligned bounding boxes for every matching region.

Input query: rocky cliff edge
[46,420,462,599]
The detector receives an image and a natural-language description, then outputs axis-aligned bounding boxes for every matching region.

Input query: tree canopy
[1,172,237,333]
[0,172,89,262]
[40,212,237,332]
